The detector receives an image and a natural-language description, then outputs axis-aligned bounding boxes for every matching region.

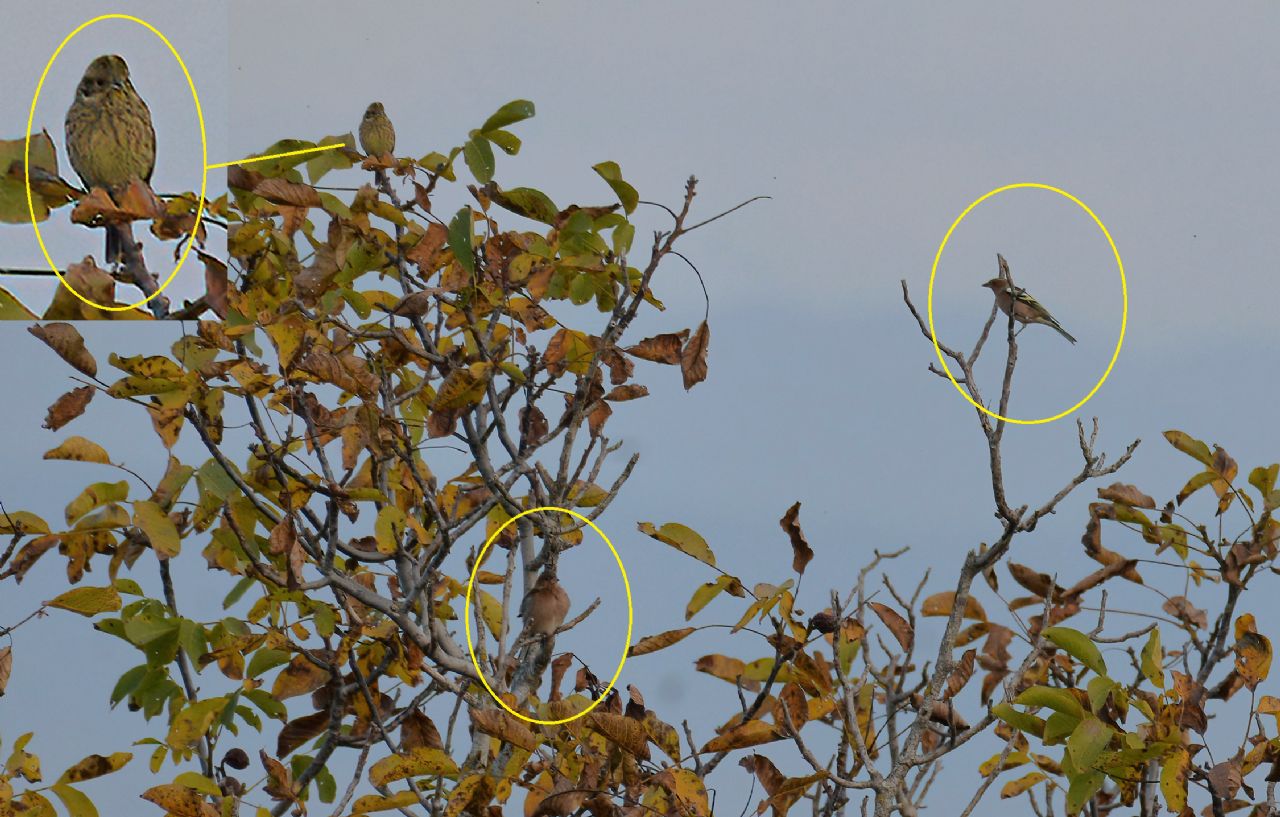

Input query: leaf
[350,791,420,814]
[167,697,227,750]
[1000,771,1047,798]
[1236,630,1272,690]
[700,719,782,753]
[625,331,688,364]
[685,574,745,620]
[462,136,495,183]
[57,752,131,783]
[45,585,121,616]
[277,711,328,757]
[591,161,638,214]
[1043,626,1108,677]
[921,591,987,621]
[1164,430,1213,465]
[991,703,1047,737]
[470,709,539,752]
[629,627,696,656]
[487,185,558,224]
[1014,686,1084,720]
[64,480,129,524]
[28,323,97,377]
[480,99,535,133]
[43,386,94,431]
[271,654,330,700]
[133,500,180,558]
[400,709,443,751]
[44,436,110,464]
[448,206,475,274]
[50,784,98,817]
[374,505,406,555]
[638,521,715,567]
[1097,482,1156,508]
[1066,717,1113,770]
[368,747,459,786]
[1065,770,1105,815]
[141,783,219,817]
[778,502,813,575]
[0,645,10,696]
[1161,747,1190,812]
[1140,627,1165,688]
[869,602,913,653]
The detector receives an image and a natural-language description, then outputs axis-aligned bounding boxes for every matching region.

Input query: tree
[2,104,1278,817]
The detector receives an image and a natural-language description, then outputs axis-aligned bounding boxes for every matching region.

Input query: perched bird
[519,570,570,638]
[65,54,156,265]
[359,101,396,189]
[982,278,1077,344]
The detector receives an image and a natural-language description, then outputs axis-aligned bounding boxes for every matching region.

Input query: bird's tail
[1050,320,1077,345]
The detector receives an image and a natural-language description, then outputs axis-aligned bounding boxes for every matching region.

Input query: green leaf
[483,129,521,155]
[991,703,1047,737]
[1065,769,1104,815]
[123,615,177,647]
[613,222,635,257]
[1066,717,1113,770]
[133,500,180,558]
[489,186,559,224]
[592,161,639,214]
[448,207,475,274]
[113,577,144,596]
[110,665,148,707]
[1043,626,1107,677]
[1014,685,1084,720]
[223,576,256,609]
[1141,627,1165,688]
[306,133,356,184]
[173,771,221,796]
[463,136,495,184]
[480,99,536,133]
[1249,464,1278,497]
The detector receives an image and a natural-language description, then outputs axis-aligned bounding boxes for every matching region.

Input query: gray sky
[4,2,1280,814]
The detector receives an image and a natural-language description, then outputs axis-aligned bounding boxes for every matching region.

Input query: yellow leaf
[629,627,696,656]
[133,500,180,558]
[43,436,110,465]
[45,586,121,616]
[350,791,420,813]
[700,719,782,753]
[1161,747,1189,812]
[167,698,227,750]
[57,752,131,783]
[141,783,220,817]
[367,747,459,786]
[1000,771,1047,798]
[638,521,715,567]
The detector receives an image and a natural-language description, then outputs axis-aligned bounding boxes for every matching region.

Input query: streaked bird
[519,570,570,638]
[359,101,396,189]
[982,277,1077,344]
[65,54,156,265]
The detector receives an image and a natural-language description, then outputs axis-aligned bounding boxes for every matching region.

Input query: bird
[982,277,1077,344]
[519,569,570,638]
[65,54,156,266]
[359,102,395,187]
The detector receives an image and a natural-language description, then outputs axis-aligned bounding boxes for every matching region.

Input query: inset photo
[0,4,227,319]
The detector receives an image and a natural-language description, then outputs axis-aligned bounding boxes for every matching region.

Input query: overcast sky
[4,2,1280,814]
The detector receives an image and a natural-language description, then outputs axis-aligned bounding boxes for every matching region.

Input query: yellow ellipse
[25,14,209,313]
[927,182,1127,425]
[464,506,633,726]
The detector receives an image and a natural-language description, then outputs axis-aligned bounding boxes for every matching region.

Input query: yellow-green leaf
[133,500,180,558]
[639,521,715,568]
[44,436,110,465]
[1140,627,1165,688]
[45,586,121,616]
[1043,626,1107,678]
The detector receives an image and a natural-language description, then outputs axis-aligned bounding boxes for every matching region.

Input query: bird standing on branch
[519,569,570,639]
[65,54,156,266]
[359,102,395,186]
[982,277,1077,344]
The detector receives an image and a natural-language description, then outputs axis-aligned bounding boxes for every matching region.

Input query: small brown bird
[519,570,570,638]
[982,277,1077,344]
[65,54,156,265]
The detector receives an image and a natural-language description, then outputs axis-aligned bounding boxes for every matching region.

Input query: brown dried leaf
[624,330,688,364]
[28,323,97,377]
[681,320,710,389]
[276,711,328,757]
[869,601,914,653]
[254,177,322,208]
[921,591,987,621]
[778,502,813,575]
[628,627,695,656]
[1097,483,1156,508]
[42,386,93,431]
[400,708,443,751]
[1163,596,1209,630]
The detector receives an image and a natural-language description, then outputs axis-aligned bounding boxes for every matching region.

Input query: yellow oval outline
[927,182,1127,425]
[24,13,208,313]
[464,506,633,726]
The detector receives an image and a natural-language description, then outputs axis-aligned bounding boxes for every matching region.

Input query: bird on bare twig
[359,101,395,186]
[519,569,570,639]
[982,277,1077,344]
[65,54,156,266]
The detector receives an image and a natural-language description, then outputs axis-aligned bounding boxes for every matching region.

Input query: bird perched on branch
[519,570,570,638]
[359,102,395,186]
[65,54,156,265]
[982,277,1077,344]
